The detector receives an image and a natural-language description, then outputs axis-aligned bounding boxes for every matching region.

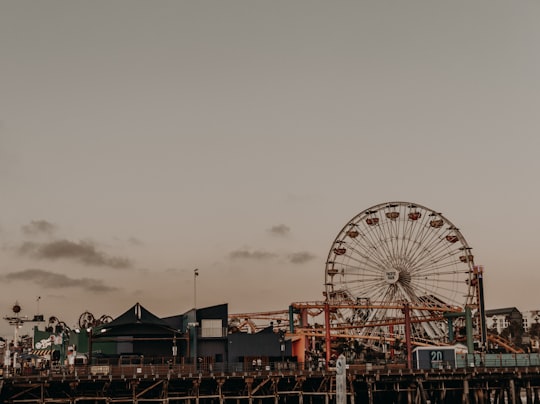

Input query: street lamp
[194,269,199,309]
[87,328,93,365]
[279,329,285,363]
[172,335,177,365]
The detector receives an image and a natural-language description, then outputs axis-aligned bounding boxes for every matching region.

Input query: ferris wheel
[324,202,477,346]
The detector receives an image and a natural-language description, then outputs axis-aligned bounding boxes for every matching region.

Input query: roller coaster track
[294,328,450,347]
[488,333,525,354]
[229,302,463,334]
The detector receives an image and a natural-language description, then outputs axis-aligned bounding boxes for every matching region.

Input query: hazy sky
[1,1,539,337]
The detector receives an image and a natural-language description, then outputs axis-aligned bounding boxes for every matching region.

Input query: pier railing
[2,362,303,380]
[4,352,540,380]
[457,352,540,368]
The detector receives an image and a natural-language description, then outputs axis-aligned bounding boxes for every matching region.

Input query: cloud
[21,220,57,236]
[3,269,118,293]
[228,248,315,264]
[128,237,144,246]
[229,249,277,260]
[164,267,180,273]
[18,239,132,269]
[288,251,317,264]
[267,224,290,237]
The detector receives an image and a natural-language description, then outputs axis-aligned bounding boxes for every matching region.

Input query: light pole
[194,269,199,309]
[172,335,177,365]
[279,329,285,363]
[87,328,93,365]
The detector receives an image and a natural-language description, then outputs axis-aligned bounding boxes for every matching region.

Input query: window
[201,319,223,338]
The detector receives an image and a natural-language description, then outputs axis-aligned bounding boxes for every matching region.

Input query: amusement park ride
[230,201,511,366]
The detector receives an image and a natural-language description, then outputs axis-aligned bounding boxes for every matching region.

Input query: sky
[1,1,539,338]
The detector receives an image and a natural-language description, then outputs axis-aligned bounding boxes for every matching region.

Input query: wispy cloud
[229,249,277,260]
[164,267,181,273]
[288,251,317,264]
[128,237,144,246]
[21,220,57,236]
[18,239,132,269]
[267,224,290,237]
[3,269,118,293]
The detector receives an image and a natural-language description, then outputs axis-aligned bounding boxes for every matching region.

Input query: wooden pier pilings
[2,366,540,403]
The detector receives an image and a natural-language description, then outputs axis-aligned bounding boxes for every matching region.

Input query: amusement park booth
[413,346,460,370]
[32,326,64,363]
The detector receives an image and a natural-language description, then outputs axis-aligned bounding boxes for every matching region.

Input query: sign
[413,347,457,369]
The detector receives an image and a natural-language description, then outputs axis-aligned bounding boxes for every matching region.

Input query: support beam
[324,301,331,368]
[462,378,470,404]
[403,303,412,369]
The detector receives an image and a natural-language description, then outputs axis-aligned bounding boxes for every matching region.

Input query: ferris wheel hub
[384,269,400,284]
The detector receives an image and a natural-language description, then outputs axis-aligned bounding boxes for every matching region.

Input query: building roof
[93,302,179,338]
[485,307,521,317]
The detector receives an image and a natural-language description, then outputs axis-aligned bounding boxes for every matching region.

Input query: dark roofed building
[61,301,293,370]
[92,303,181,360]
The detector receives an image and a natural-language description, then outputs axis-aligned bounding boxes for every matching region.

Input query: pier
[3,364,540,403]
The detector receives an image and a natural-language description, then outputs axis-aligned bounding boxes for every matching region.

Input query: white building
[485,307,522,335]
[521,310,540,333]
